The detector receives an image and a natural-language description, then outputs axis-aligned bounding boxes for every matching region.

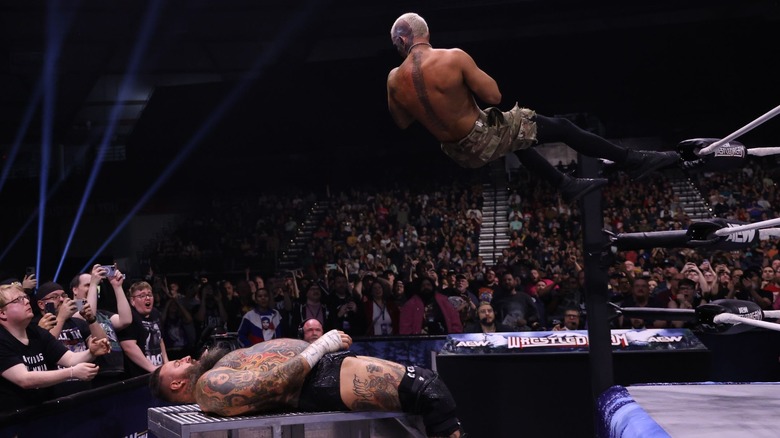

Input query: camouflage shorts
[441,104,537,168]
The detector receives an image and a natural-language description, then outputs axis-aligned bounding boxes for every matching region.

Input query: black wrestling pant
[298,352,460,436]
[516,114,629,185]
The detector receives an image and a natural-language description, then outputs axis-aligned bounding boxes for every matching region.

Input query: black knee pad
[398,366,460,437]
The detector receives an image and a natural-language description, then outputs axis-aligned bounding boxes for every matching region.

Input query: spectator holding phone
[325,272,366,337]
[681,262,712,296]
[80,264,133,385]
[35,280,107,396]
[668,278,702,328]
[35,281,106,351]
[117,281,168,376]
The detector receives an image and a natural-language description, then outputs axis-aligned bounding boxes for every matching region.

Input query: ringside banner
[439,329,707,355]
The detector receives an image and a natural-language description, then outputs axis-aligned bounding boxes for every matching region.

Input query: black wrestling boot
[623,150,681,181]
[559,176,608,203]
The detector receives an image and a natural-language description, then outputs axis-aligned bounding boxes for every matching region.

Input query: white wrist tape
[299,329,343,369]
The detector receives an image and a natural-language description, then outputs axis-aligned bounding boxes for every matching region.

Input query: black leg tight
[514,114,628,186]
[534,114,628,162]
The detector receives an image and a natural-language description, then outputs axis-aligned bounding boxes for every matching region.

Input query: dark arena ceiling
[1,0,779,196]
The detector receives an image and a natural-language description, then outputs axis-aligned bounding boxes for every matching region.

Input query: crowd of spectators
[132,155,780,338]
[144,191,317,275]
[4,153,780,412]
[696,157,777,224]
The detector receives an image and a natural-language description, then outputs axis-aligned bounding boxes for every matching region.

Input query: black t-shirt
[57,317,91,353]
[198,297,227,334]
[492,291,540,329]
[116,308,164,377]
[50,317,94,397]
[0,324,68,411]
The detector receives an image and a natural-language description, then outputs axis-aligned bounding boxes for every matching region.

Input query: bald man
[151,331,462,437]
[387,12,679,202]
[301,318,324,343]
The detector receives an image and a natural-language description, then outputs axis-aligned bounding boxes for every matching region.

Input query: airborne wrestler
[386,12,680,202]
[151,330,462,437]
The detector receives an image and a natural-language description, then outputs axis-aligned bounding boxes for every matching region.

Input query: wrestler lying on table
[150,330,462,437]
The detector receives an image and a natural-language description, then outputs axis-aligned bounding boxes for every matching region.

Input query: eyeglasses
[131,293,153,299]
[2,295,29,307]
[40,292,67,301]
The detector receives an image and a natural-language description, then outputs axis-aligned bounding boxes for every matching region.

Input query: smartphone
[75,299,85,312]
[101,265,117,279]
[25,266,35,277]
[45,302,56,315]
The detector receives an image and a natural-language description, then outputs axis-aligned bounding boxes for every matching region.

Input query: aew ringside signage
[439,329,706,355]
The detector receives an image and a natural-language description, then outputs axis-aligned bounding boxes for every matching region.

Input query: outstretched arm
[110,270,133,329]
[196,331,351,416]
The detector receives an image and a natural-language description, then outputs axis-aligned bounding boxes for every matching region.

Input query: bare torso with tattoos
[387,45,502,143]
[194,338,407,416]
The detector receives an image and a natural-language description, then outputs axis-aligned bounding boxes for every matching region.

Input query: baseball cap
[35,281,65,300]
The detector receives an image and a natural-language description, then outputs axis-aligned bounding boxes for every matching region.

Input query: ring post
[577,155,614,411]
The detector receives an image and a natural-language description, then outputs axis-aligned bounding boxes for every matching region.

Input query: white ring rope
[762,310,780,319]
[747,147,780,157]
[713,313,780,332]
[713,218,780,237]
[698,104,780,155]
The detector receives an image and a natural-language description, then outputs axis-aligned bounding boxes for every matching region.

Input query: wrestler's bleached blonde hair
[390,12,429,40]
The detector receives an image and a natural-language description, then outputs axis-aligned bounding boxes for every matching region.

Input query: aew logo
[455,340,491,348]
[724,223,755,244]
[737,306,763,321]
